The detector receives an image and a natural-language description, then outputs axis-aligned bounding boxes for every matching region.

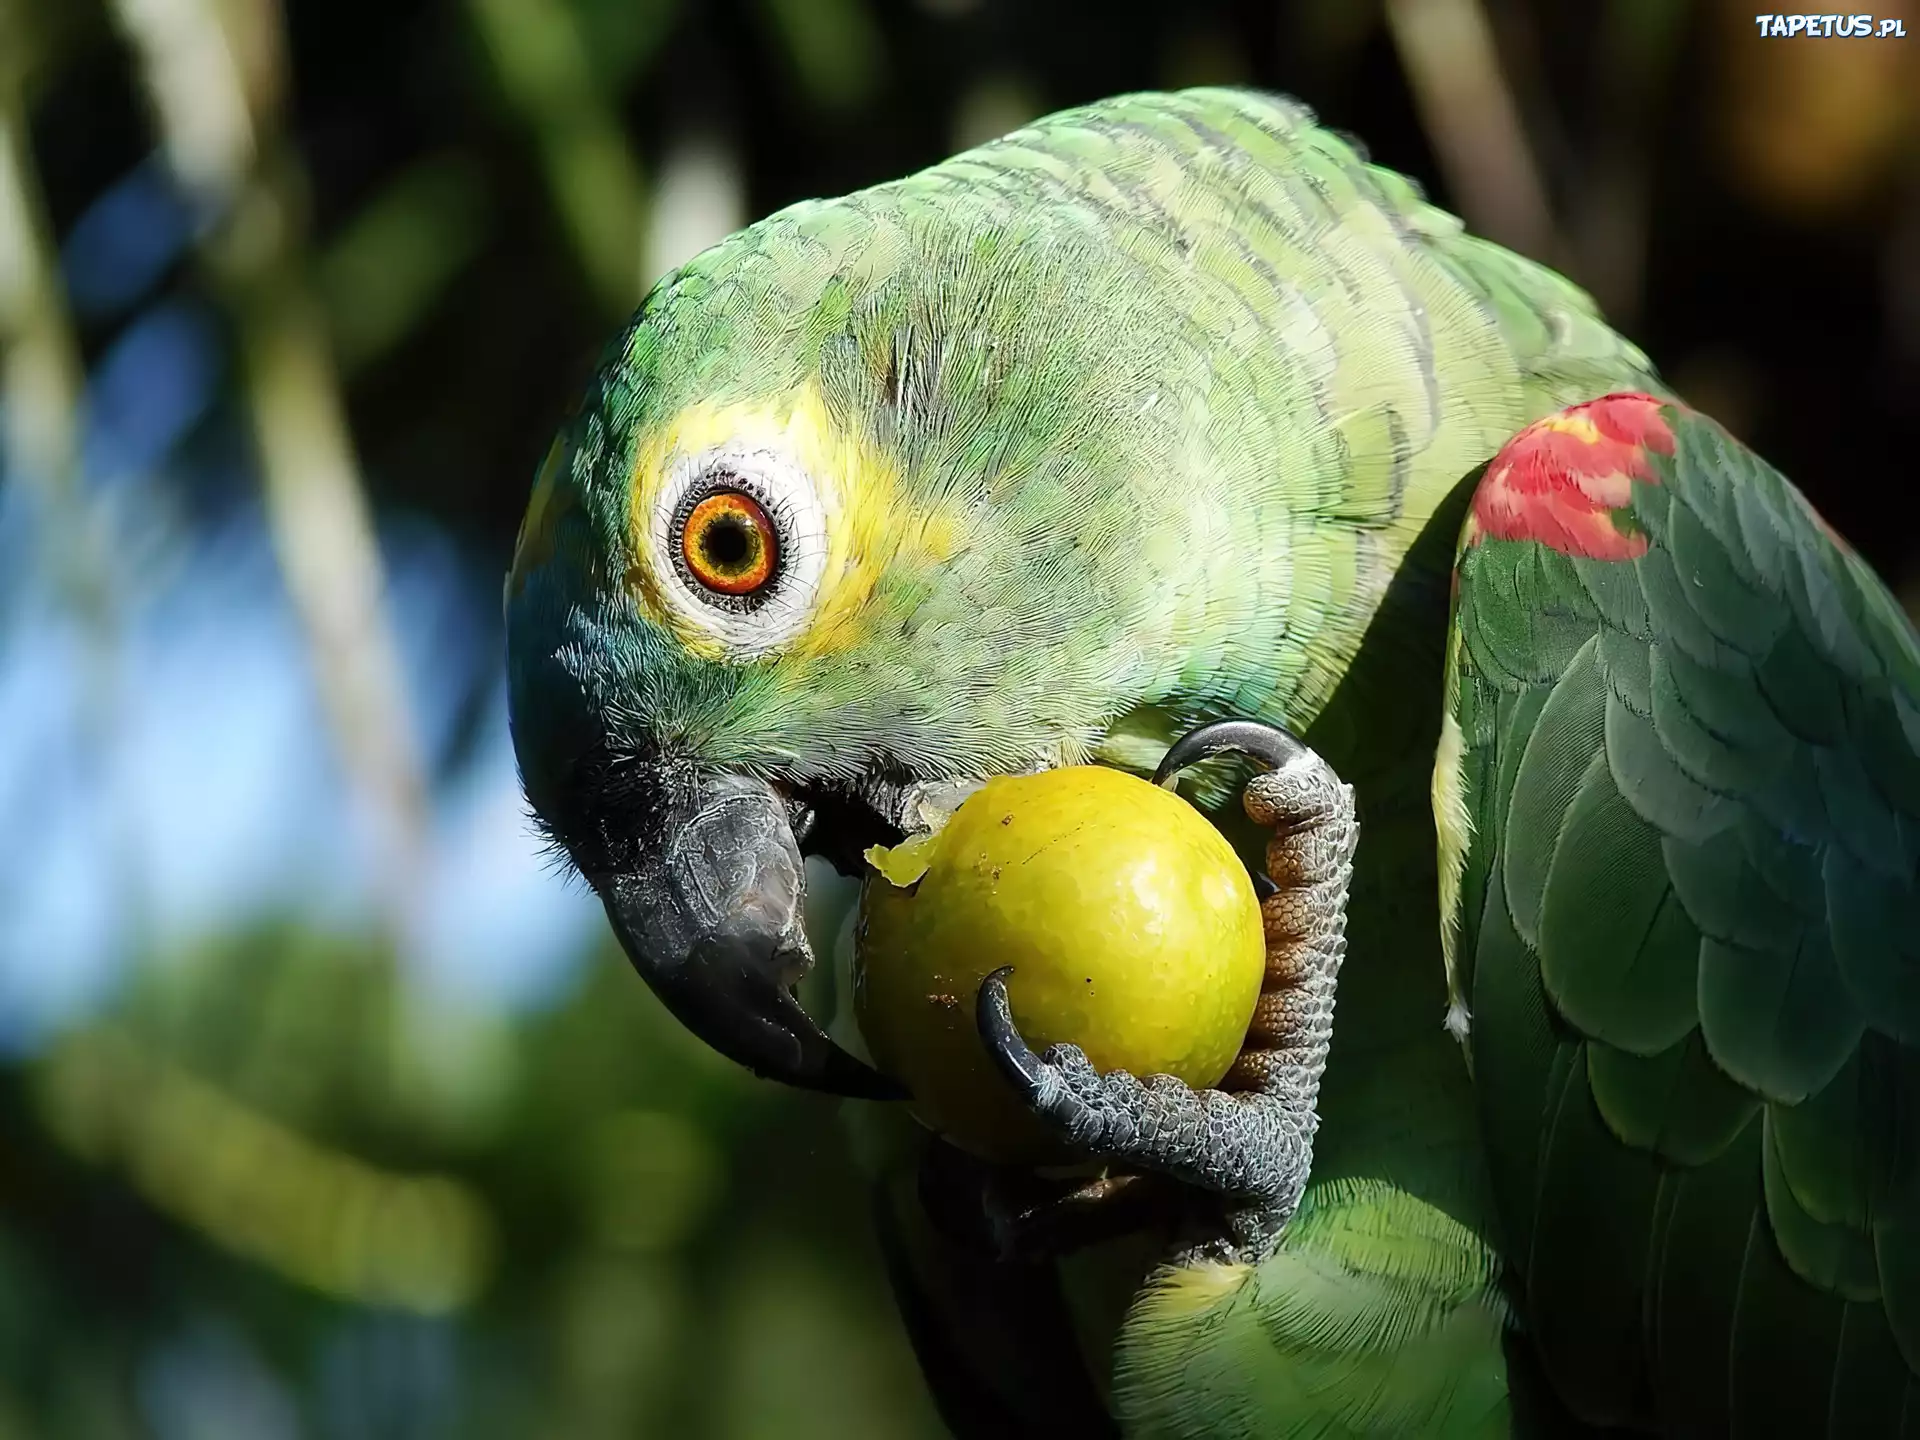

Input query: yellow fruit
[854,765,1266,1165]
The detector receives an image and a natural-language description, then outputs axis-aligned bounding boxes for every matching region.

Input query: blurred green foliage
[0,919,946,1436]
[0,0,1916,1435]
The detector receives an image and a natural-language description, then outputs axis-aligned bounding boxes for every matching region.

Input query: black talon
[977,966,1049,1091]
[950,717,1355,1266]
[1152,717,1307,788]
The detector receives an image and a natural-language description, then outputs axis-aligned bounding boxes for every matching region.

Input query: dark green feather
[1727,1213,1845,1439]
[1586,1031,1759,1165]
[1762,1109,1882,1300]
[1468,864,1568,1260]
[1603,690,1738,843]
[1502,639,1608,948]
[1523,1047,1661,1423]
[1829,1303,1911,1436]
[1538,760,1700,1053]
[1647,1129,1757,1433]
[1697,928,1864,1103]
[1447,396,1920,1431]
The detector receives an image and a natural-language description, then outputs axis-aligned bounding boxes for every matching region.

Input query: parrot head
[503,202,1204,1096]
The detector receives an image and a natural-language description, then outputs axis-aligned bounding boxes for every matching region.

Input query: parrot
[502,87,1920,1436]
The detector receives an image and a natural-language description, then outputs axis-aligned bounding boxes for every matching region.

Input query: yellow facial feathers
[623,382,957,662]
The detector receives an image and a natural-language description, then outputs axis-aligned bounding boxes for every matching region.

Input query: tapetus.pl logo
[1753,12,1908,34]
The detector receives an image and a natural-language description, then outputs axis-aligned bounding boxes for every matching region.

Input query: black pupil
[702,515,752,570]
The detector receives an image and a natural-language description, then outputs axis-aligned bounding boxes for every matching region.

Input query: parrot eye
[678,490,779,596]
[646,447,828,659]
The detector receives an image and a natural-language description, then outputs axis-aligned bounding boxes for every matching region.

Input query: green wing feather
[1447,393,1920,1434]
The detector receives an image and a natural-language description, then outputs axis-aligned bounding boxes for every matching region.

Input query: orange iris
[680,491,778,595]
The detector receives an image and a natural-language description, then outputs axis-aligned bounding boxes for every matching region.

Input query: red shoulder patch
[1468,392,1676,561]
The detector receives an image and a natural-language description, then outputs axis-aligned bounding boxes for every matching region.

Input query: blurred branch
[317,152,492,376]
[0,3,125,778]
[108,0,430,910]
[949,72,1041,153]
[1569,0,1690,325]
[758,0,883,113]
[466,0,651,314]
[644,132,745,281]
[36,1026,495,1313]
[0,67,83,507]
[1384,0,1559,262]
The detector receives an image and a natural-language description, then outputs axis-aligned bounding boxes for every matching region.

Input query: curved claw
[1151,717,1307,789]
[970,725,1357,1265]
[977,966,1050,1092]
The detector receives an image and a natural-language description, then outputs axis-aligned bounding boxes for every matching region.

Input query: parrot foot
[975,719,1357,1264]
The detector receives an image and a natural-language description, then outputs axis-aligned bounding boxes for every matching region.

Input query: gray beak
[593,769,902,1100]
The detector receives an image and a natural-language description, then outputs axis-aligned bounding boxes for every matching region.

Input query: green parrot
[503,88,1920,1436]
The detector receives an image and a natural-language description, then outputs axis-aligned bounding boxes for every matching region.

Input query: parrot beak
[589,768,904,1100]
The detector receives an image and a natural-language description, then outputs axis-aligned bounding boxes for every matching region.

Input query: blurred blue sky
[0,154,602,1057]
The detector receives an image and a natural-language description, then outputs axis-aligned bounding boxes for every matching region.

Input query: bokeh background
[1,0,1916,1434]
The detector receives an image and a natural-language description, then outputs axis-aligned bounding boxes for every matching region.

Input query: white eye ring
[647,444,829,659]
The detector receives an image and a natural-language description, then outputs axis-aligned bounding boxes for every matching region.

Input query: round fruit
[854,765,1266,1165]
